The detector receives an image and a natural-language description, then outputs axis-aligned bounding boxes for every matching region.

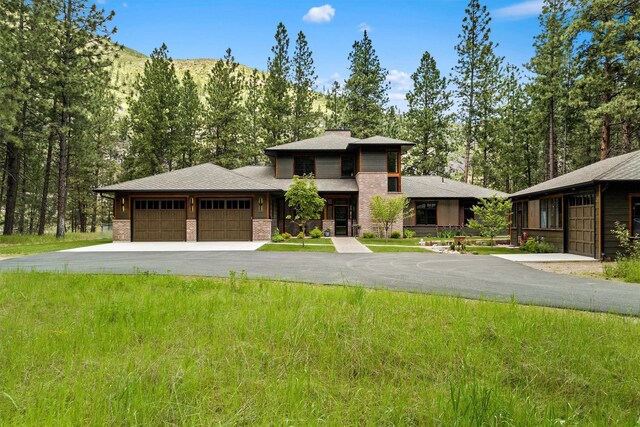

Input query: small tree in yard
[285,175,325,247]
[370,195,413,240]
[467,196,512,246]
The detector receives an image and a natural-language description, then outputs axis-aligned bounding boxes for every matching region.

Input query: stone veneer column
[112,219,131,242]
[355,172,404,236]
[322,220,335,236]
[186,219,197,241]
[252,219,272,241]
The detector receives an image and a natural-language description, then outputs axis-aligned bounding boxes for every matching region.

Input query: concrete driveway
[1,251,638,315]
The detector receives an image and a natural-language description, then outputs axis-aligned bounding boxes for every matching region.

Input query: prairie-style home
[96,130,506,242]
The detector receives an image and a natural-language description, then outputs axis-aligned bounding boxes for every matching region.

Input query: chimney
[324,129,352,138]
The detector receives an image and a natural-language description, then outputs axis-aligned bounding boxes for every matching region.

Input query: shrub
[296,231,305,239]
[281,232,292,240]
[404,229,416,239]
[604,258,640,283]
[390,231,402,239]
[271,234,284,243]
[309,227,323,239]
[362,231,375,239]
[521,238,554,253]
[611,221,640,260]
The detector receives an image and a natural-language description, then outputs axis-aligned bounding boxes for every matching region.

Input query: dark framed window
[387,151,399,173]
[294,156,315,176]
[341,155,355,177]
[632,197,640,237]
[238,200,251,209]
[416,202,437,225]
[387,177,399,192]
[540,197,561,229]
[462,202,475,226]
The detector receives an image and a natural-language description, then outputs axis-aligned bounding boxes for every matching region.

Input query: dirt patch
[522,261,610,279]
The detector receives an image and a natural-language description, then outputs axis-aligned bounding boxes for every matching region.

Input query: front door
[334,206,348,236]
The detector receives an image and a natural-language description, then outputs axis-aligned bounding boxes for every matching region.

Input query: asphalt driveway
[1,251,639,315]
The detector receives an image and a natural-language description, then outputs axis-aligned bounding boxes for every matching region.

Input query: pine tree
[344,30,389,138]
[452,0,496,183]
[325,80,346,129]
[176,70,201,168]
[404,51,453,176]
[203,48,245,168]
[262,22,292,146]
[291,31,320,141]
[244,69,266,164]
[125,44,181,178]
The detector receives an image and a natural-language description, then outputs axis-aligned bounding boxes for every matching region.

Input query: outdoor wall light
[121,197,125,212]
[258,197,264,212]
[191,197,194,212]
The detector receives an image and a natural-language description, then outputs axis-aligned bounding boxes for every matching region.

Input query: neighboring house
[510,150,640,259]
[96,130,505,242]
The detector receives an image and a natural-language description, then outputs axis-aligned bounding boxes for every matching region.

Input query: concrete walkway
[331,237,372,253]
[493,253,598,262]
[62,241,268,252]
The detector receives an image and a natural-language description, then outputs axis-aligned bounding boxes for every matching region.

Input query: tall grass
[0,271,639,425]
[605,258,640,283]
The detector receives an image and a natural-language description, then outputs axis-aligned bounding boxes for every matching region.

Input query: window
[238,200,251,209]
[341,155,355,177]
[540,197,561,229]
[462,202,474,226]
[416,202,437,225]
[387,177,399,192]
[227,200,238,209]
[387,151,399,173]
[632,197,640,237]
[294,156,314,176]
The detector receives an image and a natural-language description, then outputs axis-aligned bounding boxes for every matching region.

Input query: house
[509,150,640,259]
[96,130,506,242]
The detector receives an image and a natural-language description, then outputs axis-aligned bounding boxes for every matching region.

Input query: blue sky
[104,0,544,109]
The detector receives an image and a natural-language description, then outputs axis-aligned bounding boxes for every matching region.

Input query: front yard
[258,237,336,252]
[0,233,111,258]
[358,236,521,255]
[0,271,638,425]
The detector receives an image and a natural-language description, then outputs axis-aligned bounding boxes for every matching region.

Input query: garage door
[198,198,252,241]
[133,199,186,241]
[567,195,594,257]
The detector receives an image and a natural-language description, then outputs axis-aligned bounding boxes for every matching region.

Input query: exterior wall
[356,172,402,235]
[253,192,268,219]
[360,149,387,173]
[186,219,197,241]
[315,155,341,178]
[114,192,130,220]
[602,183,637,259]
[113,219,131,242]
[252,219,272,241]
[276,156,293,178]
[528,200,540,229]
[322,220,335,236]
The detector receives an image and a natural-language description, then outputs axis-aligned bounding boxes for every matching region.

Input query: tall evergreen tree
[452,0,496,183]
[404,51,453,176]
[344,31,389,138]
[291,31,320,141]
[203,48,245,168]
[244,69,266,164]
[176,70,201,168]
[262,22,292,146]
[325,80,346,129]
[125,44,181,178]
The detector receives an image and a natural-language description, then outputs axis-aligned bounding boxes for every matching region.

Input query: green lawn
[366,245,431,253]
[1,271,639,425]
[465,246,522,255]
[258,240,336,252]
[358,237,424,246]
[0,232,111,257]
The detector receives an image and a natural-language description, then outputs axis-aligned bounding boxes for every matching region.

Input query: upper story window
[416,202,437,225]
[293,156,315,176]
[540,197,561,229]
[341,155,355,177]
[387,151,399,173]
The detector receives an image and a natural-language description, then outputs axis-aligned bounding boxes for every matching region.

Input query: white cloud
[494,0,542,20]
[122,2,128,7]
[330,72,341,82]
[386,70,412,92]
[303,4,335,23]
[389,93,406,101]
[358,22,372,33]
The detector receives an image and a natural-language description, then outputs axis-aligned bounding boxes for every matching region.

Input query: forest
[0,0,638,237]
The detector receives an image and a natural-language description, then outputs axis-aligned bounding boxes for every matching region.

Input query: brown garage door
[567,195,594,257]
[198,198,252,241]
[133,199,186,241]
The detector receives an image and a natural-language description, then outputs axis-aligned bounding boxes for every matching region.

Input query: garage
[198,198,252,241]
[133,199,186,241]
[567,194,594,257]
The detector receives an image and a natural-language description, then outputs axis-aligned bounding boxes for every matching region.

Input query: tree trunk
[622,119,632,154]
[37,127,55,235]
[18,151,28,233]
[600,61,612,160]
[56,107,69,238]
[548,98,557,179]
[3,140,20,235]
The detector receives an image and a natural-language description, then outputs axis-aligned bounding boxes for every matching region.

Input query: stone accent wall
[322,220,335,236]
[252,219,272,241]
[113,219,131,242]
[186,219,197,242]
[355,172,404,236]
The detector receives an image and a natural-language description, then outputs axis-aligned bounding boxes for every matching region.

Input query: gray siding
[315,155,341,179]
[361,149,387,173]
[602,183,636,259]
[276,156,293,178]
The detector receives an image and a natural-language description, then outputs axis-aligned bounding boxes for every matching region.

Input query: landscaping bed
[0,271,638,425]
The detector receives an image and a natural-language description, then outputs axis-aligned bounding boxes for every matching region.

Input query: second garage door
[567,194,595,257]
[198,198,252,241]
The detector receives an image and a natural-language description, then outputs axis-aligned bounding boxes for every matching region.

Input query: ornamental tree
[369,195,413,240]
[467,196,512,246]
[285,174,325,247]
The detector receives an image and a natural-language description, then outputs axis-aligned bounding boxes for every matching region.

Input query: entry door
[334,206,348,236]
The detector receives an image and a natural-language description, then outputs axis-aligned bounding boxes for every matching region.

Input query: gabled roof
[403,176,508,199]
[233,165,358,192]
[264,134,359,153]
[95,163,279,192]
[511,150,640,198]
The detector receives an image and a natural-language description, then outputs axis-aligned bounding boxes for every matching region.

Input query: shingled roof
[264,134,414,154]
[511,150,640,198]
[233,165,358,192]
[403,176,508,199]
[95,163,278,192]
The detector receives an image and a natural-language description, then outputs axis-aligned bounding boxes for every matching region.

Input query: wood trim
[359,147,362,173]
[414,200,437,226]
[275,158,278,178]
[266,193,270,219]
